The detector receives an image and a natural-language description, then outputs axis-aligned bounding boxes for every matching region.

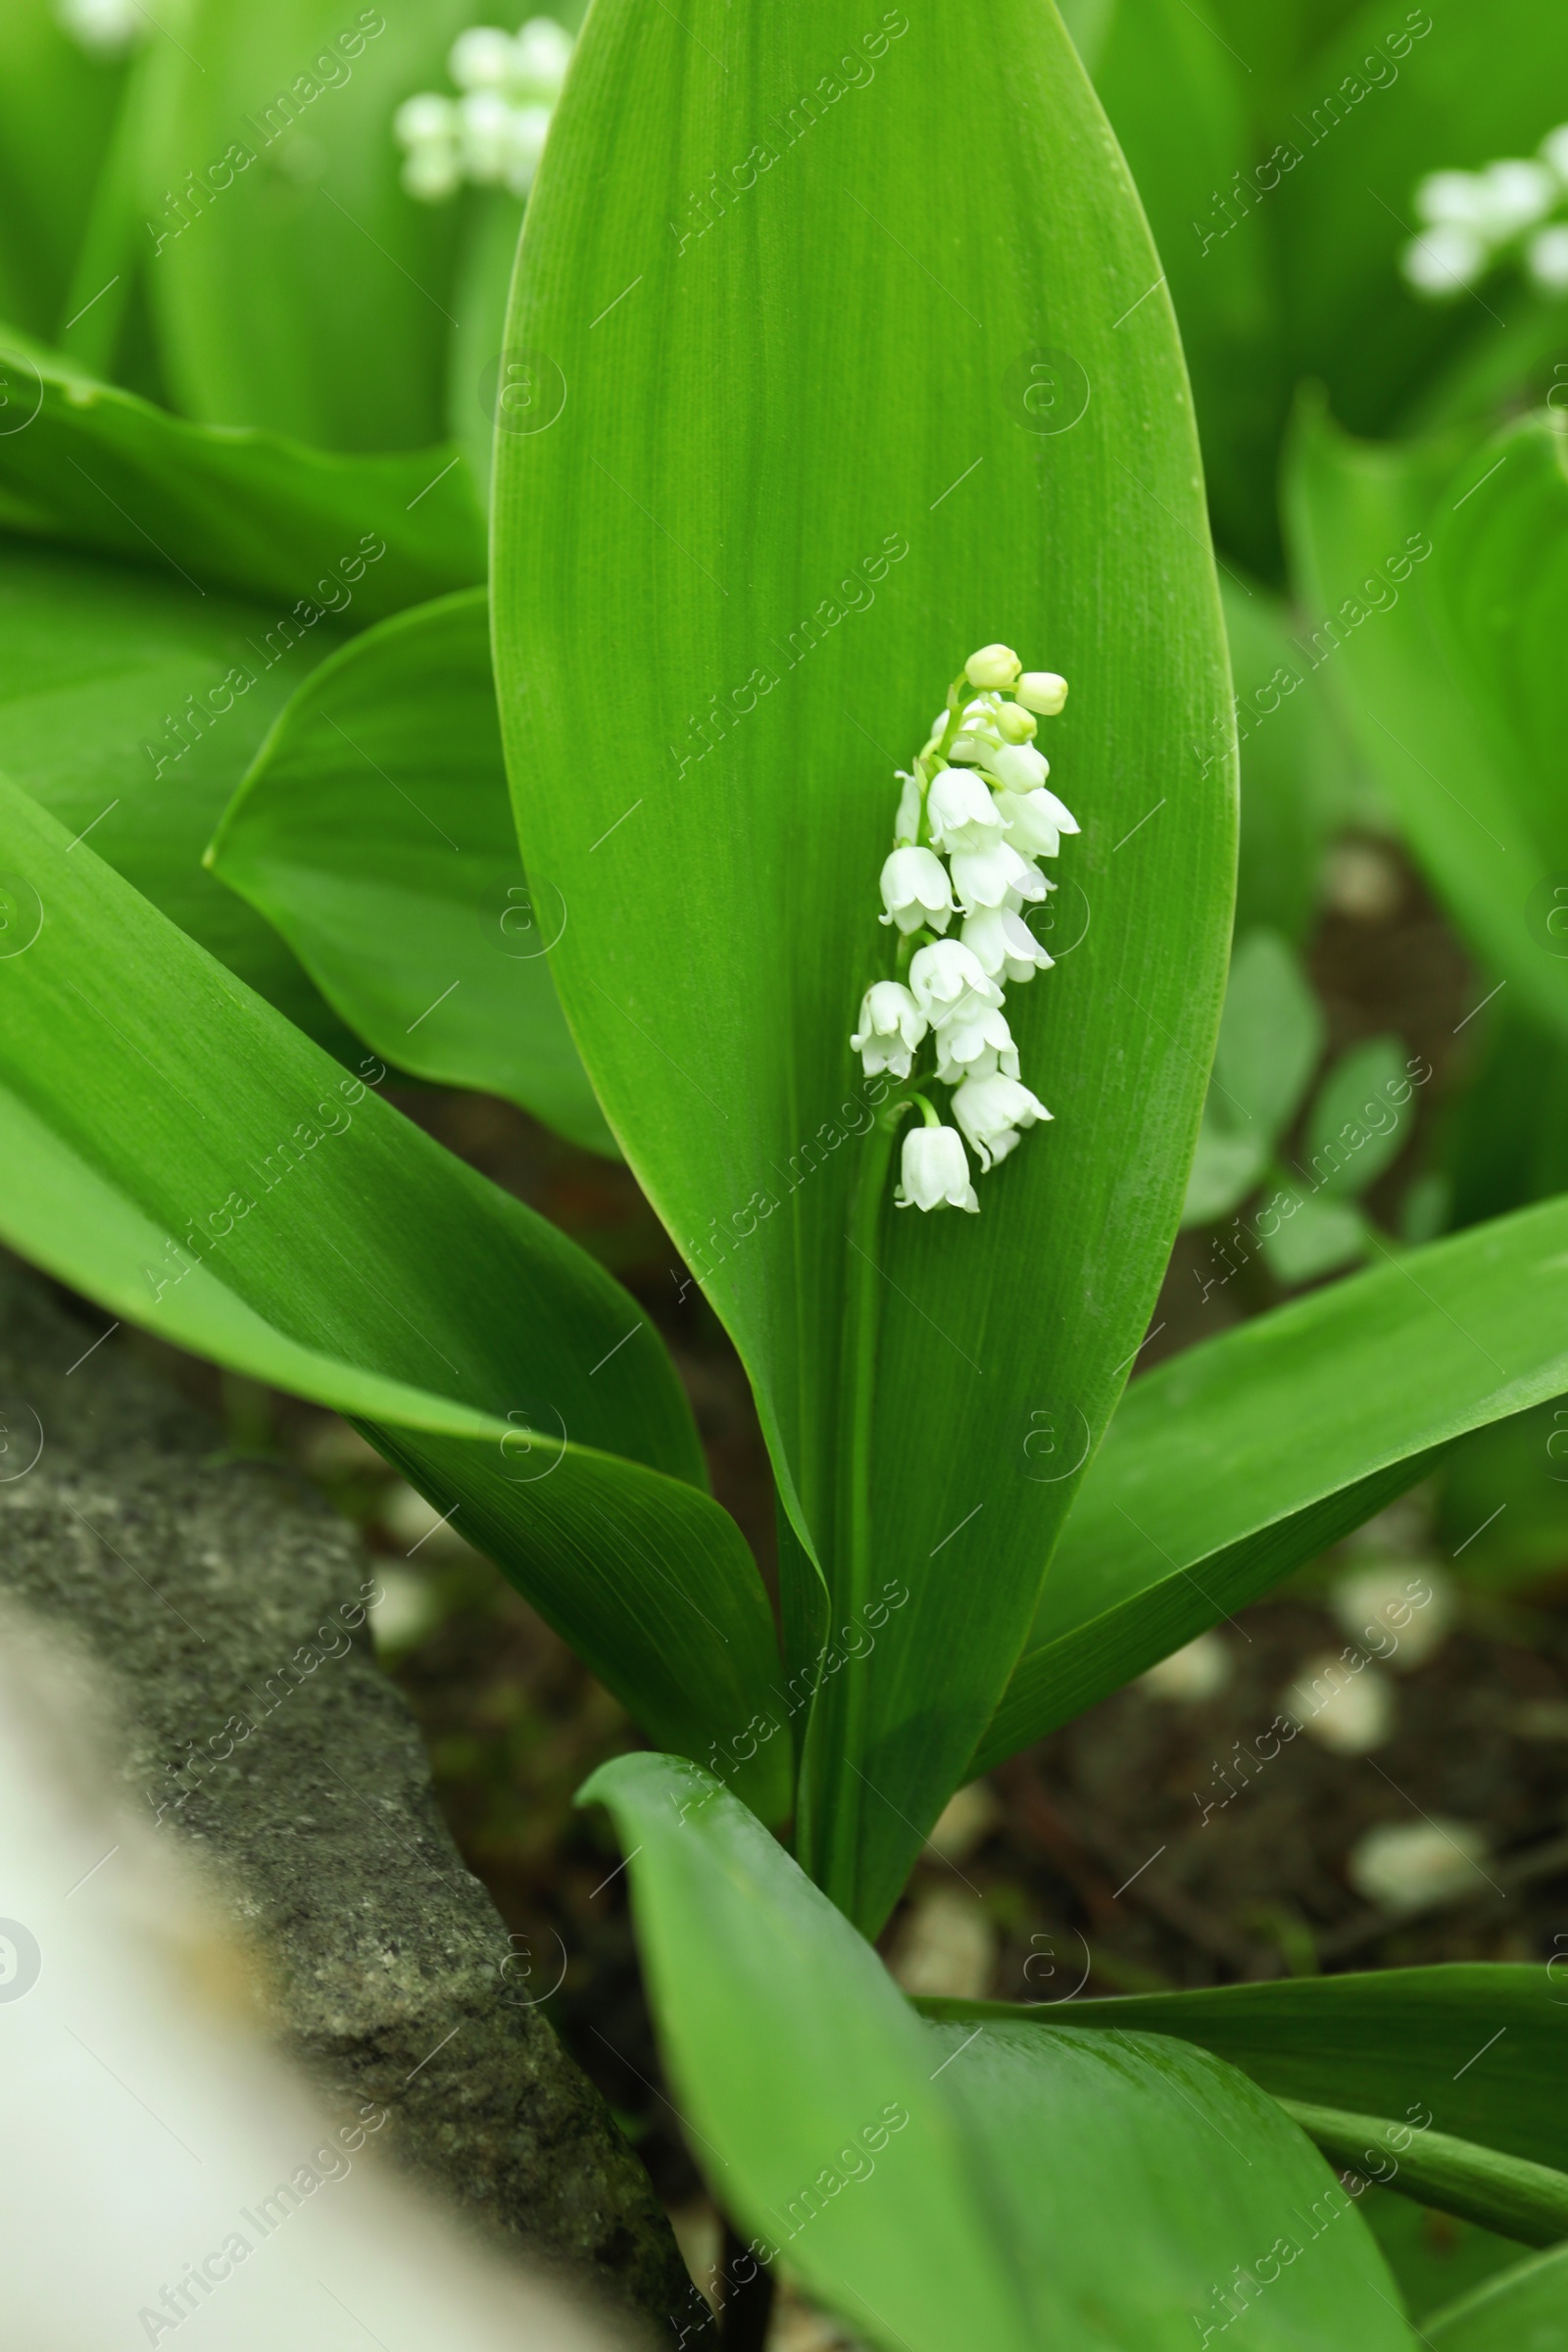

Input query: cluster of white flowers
[849,644,1077,1215]
[55,0,145,58]
[394,18,571,203]
[1401,124,1568,298]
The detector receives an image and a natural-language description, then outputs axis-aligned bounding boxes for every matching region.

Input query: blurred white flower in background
[395,17,572,202]
[1348,1819,1491,1914]
[55,0,145,58]
[1283,1652,1396,1753]
[1402,122,1568,298]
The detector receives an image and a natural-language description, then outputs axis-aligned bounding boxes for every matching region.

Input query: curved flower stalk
[394,18,572,203]
[847,644,1076,1215]
[1401,124,1568,297]
[55,0,145,57]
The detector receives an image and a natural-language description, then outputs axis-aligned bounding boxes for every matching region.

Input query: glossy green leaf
[1427,2243,1568,2349]
[0,776,786,1810]
[584,1751,1408,2352]
[494,0,1235,1933]
[922,1966,1568,2175]
[1280,2100,1568,2249]
[1305,1035,1409,1198]
[139,0,475,450]
[210,589,614,1153]
[0,330,484,618]
[974,1200,1568,1771]
[0,537,353,1048]
[0,4,127,342]
[1289,406,1568,1040]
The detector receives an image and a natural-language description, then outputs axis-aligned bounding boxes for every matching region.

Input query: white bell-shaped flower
[908,940,1003,1021]
[893,770,922,846]
[961,906,1054,984]
[937,1035,1021,1085]
[896,1124,979,1213]
[1476,157,1554,236]
[450,24,517,90]
[927,765,1005,856]
[1016,671,1068,716]
[879,846,954,934]
[953,1070,1052,1173]
[981,739,1051,795]
[458,87,515,180]
[850,982,927,1079]
[950,838,1043,912]
[396,92,458,143]
[402,137,464,200]
[993,784,1080,858]
[1003,856,1052,909]
[964,644,1021,690]
[1414,169,1488,228]
[1402,223,1487,295]
[936,1003,1016,1078]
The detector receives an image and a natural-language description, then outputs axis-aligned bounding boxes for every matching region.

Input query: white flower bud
[1401,223,1487,296]
[1413,169,1488,229]
[449,25,517,90]
[401,141,463,201]
[57,0,143,56]
[458,88,514,181]
[993,785,1079,858]
[1476,157,1555,235]
[993,701,1037,744]
[395,92,458,146]
[964,644,1021,690]
[952,1069,1052,1171]
[513,16,574,96]
[850,982,927,1079]
[961,906,1054,984]
[927,766,1005,856]
[896,1125,978,1213]
[1015,671,1068,715]
[879,846,954,935]
[893,770,922,847]
[1528,222,1568,292]
[908,940,1002,1019]
[982,739,1051,795]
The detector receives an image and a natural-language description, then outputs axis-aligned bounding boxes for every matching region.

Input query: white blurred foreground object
[55,0,145,56]
[1348,1820,1491,1915]
[1283,1653,1396,1753]
[1330,1562,1456,1670]
[0,1610,624,2352]
[1402,123,1568,297]
[395,18,572,200]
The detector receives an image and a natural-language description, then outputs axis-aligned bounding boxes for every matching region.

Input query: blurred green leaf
[0,1,125,338]
[975,1200,1568,1769]
[1259,1184,1369,1282]
[0,777,786,1811]
[139,0,475,449]
[0,537,353,1049]
[1427,2242,1568,2348]
[585,1750,1408,2352]
[1304,1034,1410,1197]
[920,1964,1568,2172]
[1182,928,1322,1226]
[493,0,1236,1933]
[1290,407,1568,1043]
[1359,2185,1525,2326]
[0,331,484,616]
[211,589,615,1153]
[1222,574,1348,938]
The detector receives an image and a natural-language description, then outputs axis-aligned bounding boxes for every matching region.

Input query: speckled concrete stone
[0,1255,687,2340]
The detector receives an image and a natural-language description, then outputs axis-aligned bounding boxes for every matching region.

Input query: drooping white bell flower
[993,784,1080,858]
[953,1070,1053,1172]
[964,644,1021,691]
[936,1003,1016,1075]
[1476,157,1555,235]
[950,838,1044,912]
[981,739,1051,795]
[450,24,517,90]
[879,846,954,934]
[1003,857,1053,909]
[927,765,1006,856]
[1414,169,1489,228]
[961,906,1054,984]
[850,982,928,1080]
[937,1034,1021,1085]
[1402,222,1488,295]
[896,1124,979,1213]
[908,940,1003,1021]
[893,770,922,846]
[1016,671,1068,715]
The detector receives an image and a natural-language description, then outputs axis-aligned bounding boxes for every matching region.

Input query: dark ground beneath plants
[115,842,1568,2336]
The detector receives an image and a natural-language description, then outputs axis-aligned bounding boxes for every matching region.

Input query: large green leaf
[138,0,475,450]
[1427,2243,1568,2348]
[1289,407,1568,1042]
[0,776,785,1810]
[493,0,1236,1933]
[210,589,614,1152]
[974,1200,1568,1771]
[0,537,351,1048]
[585,1750,1409,2352]
[0,331,483,617]
[922,1966,1568,2175]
